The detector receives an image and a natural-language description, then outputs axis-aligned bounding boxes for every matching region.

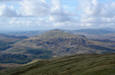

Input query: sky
[0,0,115,31]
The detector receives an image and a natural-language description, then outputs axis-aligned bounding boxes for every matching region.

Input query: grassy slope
[1,54,115,75]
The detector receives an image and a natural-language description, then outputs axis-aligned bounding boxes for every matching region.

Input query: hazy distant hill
[4,31,45,37]
[69,29,115,42]
[71,29,115,35]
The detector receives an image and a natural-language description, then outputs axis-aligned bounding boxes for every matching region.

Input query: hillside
[0,34,29,64]
[0,34,27,51]
[0,54,115,75]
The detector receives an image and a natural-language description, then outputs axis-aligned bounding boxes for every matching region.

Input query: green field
[1,54,115,75]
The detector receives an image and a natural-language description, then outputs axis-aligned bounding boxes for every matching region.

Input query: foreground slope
[1,54,115,75]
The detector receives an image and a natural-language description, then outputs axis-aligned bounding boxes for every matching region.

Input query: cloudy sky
[0,0,115,31]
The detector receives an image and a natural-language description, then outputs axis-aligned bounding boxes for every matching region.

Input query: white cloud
[0,4,6,16]
[20,0,50,16]
[79,0,115,28]
[49,0,75,28]
[0,0,115,30]
[0,4,19,17]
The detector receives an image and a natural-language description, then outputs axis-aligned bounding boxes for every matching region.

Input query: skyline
[0,0,115,31]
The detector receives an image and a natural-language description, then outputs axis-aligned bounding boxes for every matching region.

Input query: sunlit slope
[1,54,115,75]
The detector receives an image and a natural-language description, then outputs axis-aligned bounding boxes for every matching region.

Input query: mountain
[4,30,89,55]
[5,30,115,55]
[0,29,114,64]
[1,54,115,75]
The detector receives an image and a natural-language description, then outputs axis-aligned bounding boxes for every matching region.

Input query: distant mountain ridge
[71,28,115,35]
